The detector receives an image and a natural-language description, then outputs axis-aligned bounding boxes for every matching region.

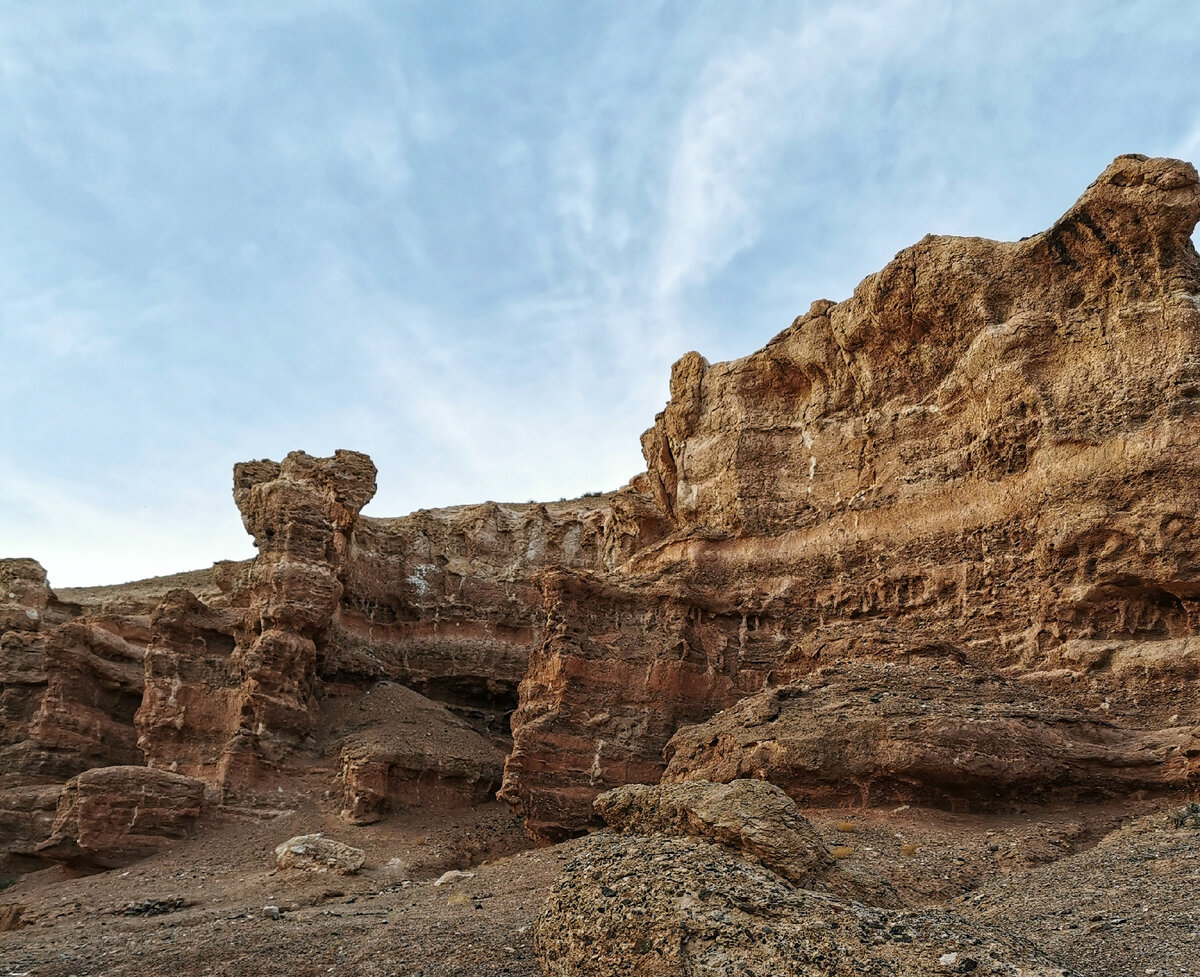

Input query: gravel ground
[2,796,1195,976]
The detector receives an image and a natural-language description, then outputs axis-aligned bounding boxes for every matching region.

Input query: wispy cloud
[652,0,929,304]
[2,284,117,359]
[3,1,1199,585]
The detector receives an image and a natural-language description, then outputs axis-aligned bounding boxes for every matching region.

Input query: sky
[2,1,1199,587]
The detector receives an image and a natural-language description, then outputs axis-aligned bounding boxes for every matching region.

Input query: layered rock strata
[3,154,1200,863]
[502,154,1200,838]
[0,457,658,864]
[662,663,1200,809]
[331,682,505,824]
[35,766,206,869]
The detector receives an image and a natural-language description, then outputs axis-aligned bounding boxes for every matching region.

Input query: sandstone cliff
[2,154,1199,868]
[501,153,1200,837]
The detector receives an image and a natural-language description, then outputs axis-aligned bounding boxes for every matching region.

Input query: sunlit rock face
[502,155,1200,839]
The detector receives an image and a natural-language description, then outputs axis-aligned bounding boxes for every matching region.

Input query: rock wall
[4,154,1200,861]
[662,663,1200,809]
[0,457,662,863]
[501,154,1200,837]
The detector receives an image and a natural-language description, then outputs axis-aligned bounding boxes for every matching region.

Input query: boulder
[35,765,206,868]
[536,832,1075,976]
[595,779,898,906]
[273,834,364,874]
[662,663,1200,809]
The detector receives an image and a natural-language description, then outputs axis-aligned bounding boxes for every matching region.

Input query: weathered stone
[536,833,1075,976]
[1,622,144,781]
[0,559,53,633]
[228,450,378,765]
[273,833,364,874]
[596,779,833,881]
[662,663,1200,809]
[333,682,505,824]
[134,589,241,780]
[595,779,898,906]
[36,765,205,868]
[0,779,62,856]
[503,155,1200,838]
[498,570,760,841]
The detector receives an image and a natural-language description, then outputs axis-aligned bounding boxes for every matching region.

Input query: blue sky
[2,1,1198,586]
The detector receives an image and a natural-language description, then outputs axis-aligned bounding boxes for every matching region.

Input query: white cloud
[0,456,252,587]
[652,0,926,302]
[1175,122,1200,165]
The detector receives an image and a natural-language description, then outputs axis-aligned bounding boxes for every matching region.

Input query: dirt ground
[2,795,1197,976]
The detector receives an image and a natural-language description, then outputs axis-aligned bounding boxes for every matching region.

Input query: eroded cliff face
[0,457,661,863]
[501,154,1200,838]
[3,154,1199,864]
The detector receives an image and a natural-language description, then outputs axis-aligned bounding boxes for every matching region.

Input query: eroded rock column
[222,450,377,780]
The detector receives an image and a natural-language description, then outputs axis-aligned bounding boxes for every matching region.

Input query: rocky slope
[538,782,1078,976]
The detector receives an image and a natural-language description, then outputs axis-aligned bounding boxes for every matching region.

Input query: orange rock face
[134,589,242,780]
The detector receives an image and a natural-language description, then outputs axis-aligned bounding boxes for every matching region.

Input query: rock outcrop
[536,781,1073,976]
[502,154,1200,838]
[5,154,1200,867]
[662,663,1200,809]
[35,766,206,868]
[226,449,379,771]
[330,682,505,824]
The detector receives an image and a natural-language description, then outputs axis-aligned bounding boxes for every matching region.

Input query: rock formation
[2,154,1199,873]
[225,449,379,772]
[662,662,1200,809]
[331,681,505,824]
[536,781,1075,976]
[501,153,1200,838]
[35,766,205,869]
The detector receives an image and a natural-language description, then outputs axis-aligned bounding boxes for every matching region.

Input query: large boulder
[273,833,364,875]
[536,831,1075,976]
[595,779,898,906]
[662,663,1200,809]
[35,765,206,868]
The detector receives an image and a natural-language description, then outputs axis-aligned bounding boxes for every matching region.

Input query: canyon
[2,153,1199,976]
